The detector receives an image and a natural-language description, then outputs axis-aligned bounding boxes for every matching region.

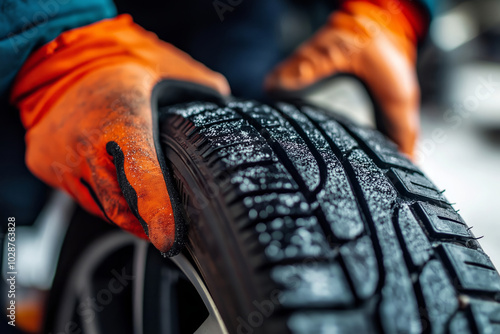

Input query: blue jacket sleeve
[0,0,116,101]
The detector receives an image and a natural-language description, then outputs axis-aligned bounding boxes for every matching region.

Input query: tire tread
[161,101,500,334]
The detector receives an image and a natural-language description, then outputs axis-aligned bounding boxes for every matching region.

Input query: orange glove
[10,15,230,255]
[266,0,429,158]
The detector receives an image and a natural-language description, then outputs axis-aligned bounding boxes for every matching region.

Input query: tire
[159,100,500,334]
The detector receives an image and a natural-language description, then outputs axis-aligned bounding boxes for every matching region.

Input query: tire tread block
[287,310,373,333]
[217,143,277,168]
[188,107,241,125]
[469,299,500,334]
[419,260,459,334]
[389,168,447,203]
[414,202,473,240]
[348,125,421,173]
[340,236,379,299]
[317,153,365,240]
[255,216,332,262]
[301,106,358,154]
[230,101,282,128]
[439,244,500,292]
[264,126,321,192]
[165,101,219,119]
[198,120,262,148]
[241,193,312,223]
[271,263,354,308]
[397,205,433,268]
[449,312,473,334]
[229,164,298,195]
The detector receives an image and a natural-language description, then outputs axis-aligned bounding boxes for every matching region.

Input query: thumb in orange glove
[10,15,230,255]
[266,0,429,158]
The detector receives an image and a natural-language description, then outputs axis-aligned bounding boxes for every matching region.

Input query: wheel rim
[51,230,228,334]
[170,253,228,334]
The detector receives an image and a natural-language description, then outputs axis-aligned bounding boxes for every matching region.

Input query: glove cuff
[11,14,228,130]
[10,15,160,130]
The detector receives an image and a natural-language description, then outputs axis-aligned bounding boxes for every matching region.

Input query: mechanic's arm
[266,0,430,158]
[5,4,229,254]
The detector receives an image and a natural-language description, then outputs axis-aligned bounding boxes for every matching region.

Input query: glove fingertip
[147,214,176,253]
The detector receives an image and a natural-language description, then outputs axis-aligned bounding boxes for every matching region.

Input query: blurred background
[398,0,500,274]
[417,0,500,271]
[1,0,500,332]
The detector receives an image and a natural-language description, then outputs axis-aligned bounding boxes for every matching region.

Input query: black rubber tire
[159,100,500,334]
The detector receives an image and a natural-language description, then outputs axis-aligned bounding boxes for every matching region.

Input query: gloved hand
[266,0,429,158]
[10,15,230,254]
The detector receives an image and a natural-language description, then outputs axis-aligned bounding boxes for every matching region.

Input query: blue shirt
[0,0,116,100]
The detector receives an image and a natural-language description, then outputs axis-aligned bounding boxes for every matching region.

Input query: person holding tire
[4,0,430,255]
